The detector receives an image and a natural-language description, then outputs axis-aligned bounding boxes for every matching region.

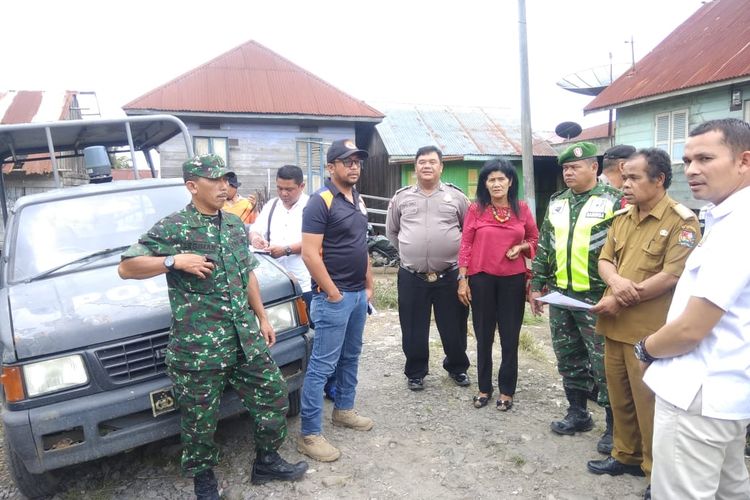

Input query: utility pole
[518,0,536,217]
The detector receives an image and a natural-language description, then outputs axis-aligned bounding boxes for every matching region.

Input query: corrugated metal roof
[123,40,383,120]
[577,123,613,141]
[0,90,78,174]
[375,104,557,161]
[586,0,750,113]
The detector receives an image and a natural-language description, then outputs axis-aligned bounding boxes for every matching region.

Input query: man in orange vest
[224,172,257,225]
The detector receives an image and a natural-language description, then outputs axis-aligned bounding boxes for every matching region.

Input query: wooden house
[123,40,383,198]
[584,0,750,209]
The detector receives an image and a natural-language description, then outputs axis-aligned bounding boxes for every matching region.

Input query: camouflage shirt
[122,203,264,371]
[530,182,624,294]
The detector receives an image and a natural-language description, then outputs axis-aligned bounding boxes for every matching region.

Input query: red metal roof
[577,122,613,141]
[1,90,78,174]
[585,0,750,113]
[123,40,383,120]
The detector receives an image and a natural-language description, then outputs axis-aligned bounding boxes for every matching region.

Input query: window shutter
[671,110,688,162]
[296,138,326,193]
[655,114,670,151]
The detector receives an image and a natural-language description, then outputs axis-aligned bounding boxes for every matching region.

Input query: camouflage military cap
[182,154,233,179]
[558,142,598,166]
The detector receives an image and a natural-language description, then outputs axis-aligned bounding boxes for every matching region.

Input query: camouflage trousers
[167,350,288,476]
[549,289,608,407]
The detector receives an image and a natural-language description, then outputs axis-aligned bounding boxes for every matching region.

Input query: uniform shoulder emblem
[443,182,465,194]
[613,206,630,217]
[672,203,697,220]
[394,185,411,195]
[550,188,567,200]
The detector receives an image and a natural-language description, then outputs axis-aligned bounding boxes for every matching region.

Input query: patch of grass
[522,307,544,326]
[373,279,398,310]
[518,330,546,361]
[510,455,526,467]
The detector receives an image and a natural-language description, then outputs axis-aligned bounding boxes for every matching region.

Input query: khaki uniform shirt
[386,182,469,273]
[596,194,700,344]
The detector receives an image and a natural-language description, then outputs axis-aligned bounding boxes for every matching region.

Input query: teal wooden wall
[615,83,750,208]
[400,161,526,201]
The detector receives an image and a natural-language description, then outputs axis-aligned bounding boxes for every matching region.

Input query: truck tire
[4,435,59,499]
[287,389,301,417]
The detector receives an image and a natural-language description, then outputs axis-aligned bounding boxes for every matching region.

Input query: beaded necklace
[491,205,511,223]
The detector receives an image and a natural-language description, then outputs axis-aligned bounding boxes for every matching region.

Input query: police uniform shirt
[597,194,700,344]
[386,182,469,273]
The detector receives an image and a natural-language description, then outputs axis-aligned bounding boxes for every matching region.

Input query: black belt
[400,264,457,282]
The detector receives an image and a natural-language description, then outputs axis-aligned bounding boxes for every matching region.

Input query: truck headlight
[265,302,298,332]
[23,355,88,397]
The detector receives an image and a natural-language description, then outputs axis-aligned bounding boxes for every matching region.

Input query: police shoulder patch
[443,182,465,193]
[394,185,411,195]
[672,203,697,220]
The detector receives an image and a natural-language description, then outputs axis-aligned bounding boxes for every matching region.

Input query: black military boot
[193,469,219,500]
[251,450,309,485]
[597,406,614,454]
[551,387,594,435]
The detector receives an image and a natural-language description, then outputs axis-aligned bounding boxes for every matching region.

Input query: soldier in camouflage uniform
[529,142,625,454]
[118,154,307,500]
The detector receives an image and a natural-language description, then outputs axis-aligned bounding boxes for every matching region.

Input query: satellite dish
[555,121,583,140]
[556,63,631,96]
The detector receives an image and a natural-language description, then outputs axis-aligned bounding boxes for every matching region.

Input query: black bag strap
[265,198,279,242]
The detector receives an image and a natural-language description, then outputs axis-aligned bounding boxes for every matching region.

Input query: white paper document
[535,291,593,311]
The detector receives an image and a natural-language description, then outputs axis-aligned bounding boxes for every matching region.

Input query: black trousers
[397,267,470,379]
[469,272,526,396]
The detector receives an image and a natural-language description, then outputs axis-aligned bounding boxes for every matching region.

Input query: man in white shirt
[250,165,311,304]
[639,118,750,499]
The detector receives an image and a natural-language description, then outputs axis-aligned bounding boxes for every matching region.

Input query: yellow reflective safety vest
[547,190,619,292]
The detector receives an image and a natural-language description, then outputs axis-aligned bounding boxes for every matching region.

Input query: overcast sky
[2,0,703,134]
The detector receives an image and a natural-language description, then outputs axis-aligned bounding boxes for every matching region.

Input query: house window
[467,168,478,198]
[655,109,688,162]
[194,137,228,164]
[744,100,750,123]
[296,138,327,193]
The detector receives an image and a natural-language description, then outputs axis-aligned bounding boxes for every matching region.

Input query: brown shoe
[332,409,374,431]
[296,434,341,462]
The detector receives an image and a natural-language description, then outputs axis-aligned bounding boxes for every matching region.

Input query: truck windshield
[10,185,190,283]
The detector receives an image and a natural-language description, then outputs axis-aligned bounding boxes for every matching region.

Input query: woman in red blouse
[457,159,538,410]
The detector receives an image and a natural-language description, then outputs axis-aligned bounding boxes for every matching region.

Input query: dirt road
[0,272,664,499]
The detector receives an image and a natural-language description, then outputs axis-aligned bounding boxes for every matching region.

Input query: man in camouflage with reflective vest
[529,142,625,454]
[118,154,307,500]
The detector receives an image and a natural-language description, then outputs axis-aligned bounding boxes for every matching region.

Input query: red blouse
[458,201,539,277]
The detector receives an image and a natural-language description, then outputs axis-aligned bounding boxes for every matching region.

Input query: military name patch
[678,227,697,248]
[586,211,606,219]
[182,242,219,253]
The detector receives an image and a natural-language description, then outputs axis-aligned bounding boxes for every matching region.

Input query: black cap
[326,139,369,163]
[603,144,636,160]
[226,172,241,188]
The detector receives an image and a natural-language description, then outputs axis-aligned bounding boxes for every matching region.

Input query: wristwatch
[164,255,176,272]
[634,338,657,363]
[284,246,292,256]
[457,274,466,281]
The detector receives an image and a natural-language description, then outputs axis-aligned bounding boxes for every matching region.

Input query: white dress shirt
[644,186,750,420]
[251,193,311,293]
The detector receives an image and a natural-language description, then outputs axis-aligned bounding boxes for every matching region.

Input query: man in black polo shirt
[297,139,374,462]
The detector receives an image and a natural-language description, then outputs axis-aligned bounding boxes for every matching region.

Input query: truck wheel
[4,437,59,499]
[287,389,301,417]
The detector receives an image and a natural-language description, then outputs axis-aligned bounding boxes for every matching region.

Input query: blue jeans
[300,290,367,436]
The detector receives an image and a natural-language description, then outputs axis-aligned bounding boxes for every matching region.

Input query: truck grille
[95,332,170,383]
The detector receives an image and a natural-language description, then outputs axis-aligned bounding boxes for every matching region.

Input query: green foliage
[518,330,546,361]
[373,278,398,310]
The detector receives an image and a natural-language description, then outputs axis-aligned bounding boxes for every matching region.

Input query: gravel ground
[0,271,745,499]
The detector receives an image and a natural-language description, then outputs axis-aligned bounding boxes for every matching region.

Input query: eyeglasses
[336,158,362,169]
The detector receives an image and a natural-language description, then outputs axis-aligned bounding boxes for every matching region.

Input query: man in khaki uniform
[386,145,470,391]
[586,148,700,498]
